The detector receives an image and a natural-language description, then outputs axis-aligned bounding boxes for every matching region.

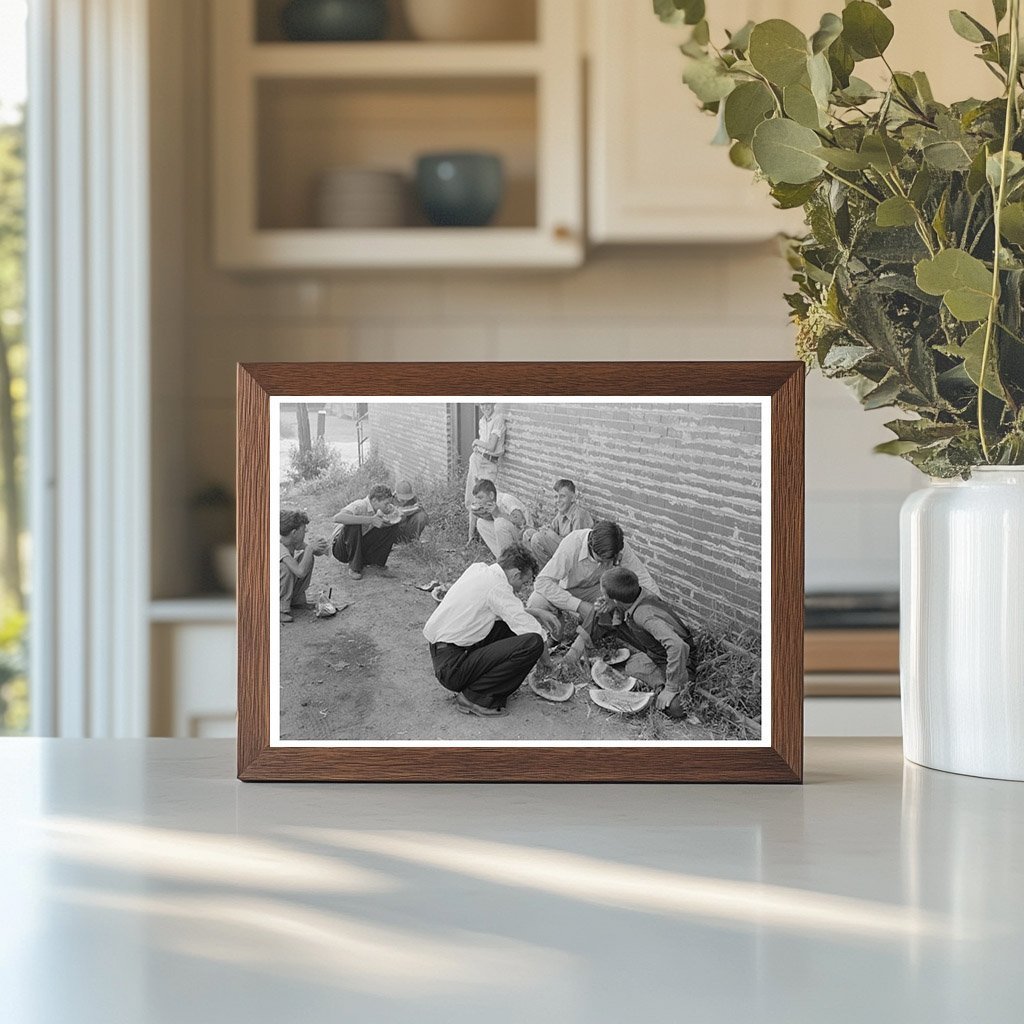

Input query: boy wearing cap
[393,479,430,543]
[280,509,328,623]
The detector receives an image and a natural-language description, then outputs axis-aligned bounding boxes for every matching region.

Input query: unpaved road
[279,543,717,742]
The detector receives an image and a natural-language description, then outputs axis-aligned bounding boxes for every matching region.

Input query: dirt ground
[278,536,726,744]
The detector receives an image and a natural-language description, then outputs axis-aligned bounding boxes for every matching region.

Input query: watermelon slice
[590,661,637,692]
[589,688,654,714]
[528,676,574,702]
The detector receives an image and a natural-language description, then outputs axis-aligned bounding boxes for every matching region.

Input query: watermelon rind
[588,687,653,714]
[590,661,637,692]
[528,676,575,702]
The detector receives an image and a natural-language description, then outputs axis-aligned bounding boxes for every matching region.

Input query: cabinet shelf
[249,42,544,78]
[217,226,580,270]
[212,0,582,269]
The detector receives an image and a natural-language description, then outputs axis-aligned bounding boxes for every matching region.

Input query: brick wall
[367,402,451,488]
[499,402,763,632]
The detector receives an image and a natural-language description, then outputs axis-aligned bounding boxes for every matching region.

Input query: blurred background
[0,0,998,740]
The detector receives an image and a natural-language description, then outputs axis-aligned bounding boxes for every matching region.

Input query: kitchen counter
[2,738,1021,1023]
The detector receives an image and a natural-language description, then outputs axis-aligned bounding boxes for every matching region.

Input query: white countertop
[1,738,1021,1023]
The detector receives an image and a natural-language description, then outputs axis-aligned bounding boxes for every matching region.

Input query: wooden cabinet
[212,0,583,268]
[586,0,998,244]
[587,0,809,243]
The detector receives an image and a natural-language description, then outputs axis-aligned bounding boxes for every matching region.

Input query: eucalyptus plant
[657,0,1024,475]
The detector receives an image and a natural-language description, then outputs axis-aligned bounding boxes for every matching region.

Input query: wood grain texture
[804,629,899,674]
[237,361,804,783]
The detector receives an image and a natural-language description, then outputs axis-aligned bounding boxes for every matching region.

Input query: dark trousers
[396,509,429,543]
[429,621,545,710]
[332,523,400,573]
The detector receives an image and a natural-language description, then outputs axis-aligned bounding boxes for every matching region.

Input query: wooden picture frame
[238,362,804,782]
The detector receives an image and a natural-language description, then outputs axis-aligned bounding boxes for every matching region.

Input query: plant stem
[822,167,880,205]
[884,171,938,254]
[979,0,1021,462]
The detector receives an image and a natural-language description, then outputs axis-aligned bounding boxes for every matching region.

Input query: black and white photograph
[270,396,769,746]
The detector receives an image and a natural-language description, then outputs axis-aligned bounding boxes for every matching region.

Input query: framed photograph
[237,362,803,782]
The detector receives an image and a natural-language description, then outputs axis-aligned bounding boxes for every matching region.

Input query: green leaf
[941,325,1006,398]
[810,12,843,54]
[967,144,991,194]
[723,20,755,53]
[842,1,895,59]
[915,250,994,322]
[862,374,903,409]
[948,10,994,44]
[682,57,736,104]
[723,81,775,144]
[653,0,705,26]
[986,150,1024,191]
[808,51,833,109]
[932,190,950,247]
[827,36,855,89]
[748,20,809,87]
[813,146,872,170]
[860,133,904,173]
[909,164,933,205]
[751,118,828,184]
[729,140,757,169]
[884,418,964,443]
[784,80,824,129]
[912,71,935,104]
[876,197,918,228]
[838,76,878,104]
[922,140,973,171]
[874,439,922,455]
[770,180,820,209]
[1000,203,1024,245]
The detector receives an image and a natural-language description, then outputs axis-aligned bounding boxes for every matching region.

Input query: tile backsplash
[178,247,917,594]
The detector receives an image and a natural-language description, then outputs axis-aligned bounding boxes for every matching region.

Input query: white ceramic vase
[900,467,1024,781]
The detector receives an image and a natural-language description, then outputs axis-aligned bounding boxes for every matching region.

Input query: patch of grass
[282,454,392,504]
[689,627,762,740]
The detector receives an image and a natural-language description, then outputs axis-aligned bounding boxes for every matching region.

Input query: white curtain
[28,0,150,736]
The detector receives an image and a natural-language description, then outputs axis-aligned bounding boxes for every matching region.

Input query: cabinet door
[588,0,1000,245]
[588,0,806,242]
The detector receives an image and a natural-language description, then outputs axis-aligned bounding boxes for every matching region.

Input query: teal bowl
[415,153,505,228]
[281,0,388,42]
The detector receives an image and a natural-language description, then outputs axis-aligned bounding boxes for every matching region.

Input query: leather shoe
[456,692,507,717]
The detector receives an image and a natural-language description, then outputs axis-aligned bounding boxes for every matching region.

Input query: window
[0,0,27,734]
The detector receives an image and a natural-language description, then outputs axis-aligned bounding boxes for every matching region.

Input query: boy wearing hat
[393,479,430,543]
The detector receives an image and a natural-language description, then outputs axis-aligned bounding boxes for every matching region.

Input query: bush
[287,437,339,483]
[0,604,27,735]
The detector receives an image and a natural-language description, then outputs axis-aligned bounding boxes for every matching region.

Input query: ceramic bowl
[415,152,504,227]
[403,0,535,42]
[281,0,388,42]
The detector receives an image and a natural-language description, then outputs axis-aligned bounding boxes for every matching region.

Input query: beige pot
[403,0,535,41]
